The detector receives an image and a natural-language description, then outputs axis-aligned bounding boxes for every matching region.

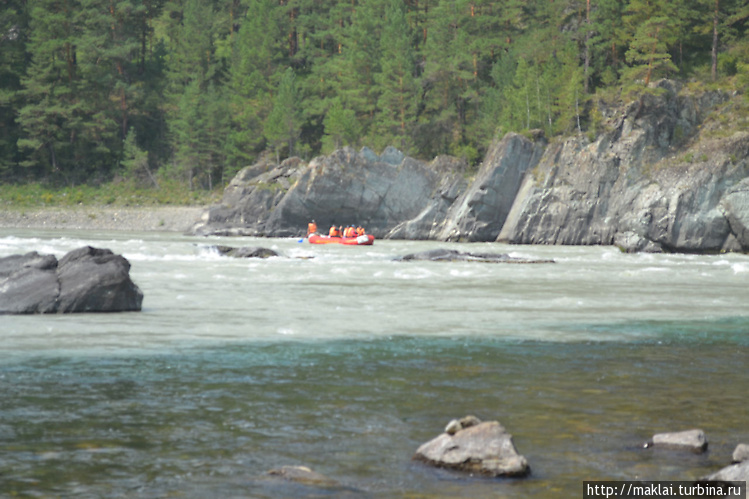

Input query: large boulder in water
[0,246,143,314]
[0,252,60,314]
[414,418,530,477]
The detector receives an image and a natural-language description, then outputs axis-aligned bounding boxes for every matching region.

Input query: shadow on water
[1,320,748,498]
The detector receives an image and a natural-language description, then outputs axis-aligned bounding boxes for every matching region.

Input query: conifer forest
[1,0,748,189]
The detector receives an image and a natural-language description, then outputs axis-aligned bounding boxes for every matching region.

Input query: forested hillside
[1,0,748,189]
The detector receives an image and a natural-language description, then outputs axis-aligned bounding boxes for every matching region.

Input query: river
[1,229,748,498]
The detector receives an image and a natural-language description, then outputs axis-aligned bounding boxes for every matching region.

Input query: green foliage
[0,178,220,208]
[322,99,360,152]
[1,0,748,195]
[264,68,301,163]
[373,0,418,152]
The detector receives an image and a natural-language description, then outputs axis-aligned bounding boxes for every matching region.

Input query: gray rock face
[0,247,143,314]
[0,253,60,314]
[720,178,749,249]
[385,155,468,240]
[192,147,464,239]
[414,420,530,477]
[437,133,545,242]
[498,84,749,253]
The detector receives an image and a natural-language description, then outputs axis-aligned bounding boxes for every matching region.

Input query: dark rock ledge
[0,246,143,314]
[212,245,280,258]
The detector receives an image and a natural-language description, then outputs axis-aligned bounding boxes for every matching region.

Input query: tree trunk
[584,0,590,94]
[712,0,719,81]
[645,26,660,86]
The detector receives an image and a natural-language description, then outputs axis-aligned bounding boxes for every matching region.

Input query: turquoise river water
[1,229,748,498]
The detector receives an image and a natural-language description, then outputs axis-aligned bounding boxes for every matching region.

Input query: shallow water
[1,230,748,498]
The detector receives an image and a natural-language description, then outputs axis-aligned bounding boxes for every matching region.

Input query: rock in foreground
[414,418,530,477]
[0,246,143,314]
[396,248,554,264]
[701,460,749,498]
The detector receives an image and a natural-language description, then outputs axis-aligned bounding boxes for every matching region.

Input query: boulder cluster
[0,246,142,314]
[263,420,749,495]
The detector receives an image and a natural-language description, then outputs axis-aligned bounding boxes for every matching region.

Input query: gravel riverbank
[0,206,205,232]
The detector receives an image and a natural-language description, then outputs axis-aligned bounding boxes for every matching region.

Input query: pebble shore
[0,206,205,233]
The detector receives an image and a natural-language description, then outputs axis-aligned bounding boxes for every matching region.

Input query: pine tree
[164,0,229,188]
[374,0,418,152]
[264,67,300,163]
[226,0,283,167]
[589,0,628,87]
[16,0,84,182]
[121,127,158,187]
[322,98,359,152]
[0,0,28,178]
[418,0,474,156]
[624,16,679,86]
[336,0,384,141]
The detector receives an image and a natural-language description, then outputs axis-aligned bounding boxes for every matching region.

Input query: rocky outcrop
[192,147,468,239]
[414,417,530,477]
[193,81,749,253]
[498,81,749,253]
[395,248,554,264]
[0,247,143,314]
[435,133,545,242]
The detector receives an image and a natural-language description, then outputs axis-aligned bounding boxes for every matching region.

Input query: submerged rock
[648,429,708,453]
[212,245,279,258]
[0,246,143,314]
[414,419,530,477]
[395,248,554,264]
[266,466,338,487]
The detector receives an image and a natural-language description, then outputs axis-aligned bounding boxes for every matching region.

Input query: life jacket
[344,227,353,238]
[357,227,365,236]
[308,222,317,234]
[329,226,340,237]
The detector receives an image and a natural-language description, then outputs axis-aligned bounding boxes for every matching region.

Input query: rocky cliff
[499,80,749,253]
[191,146,471,239]
[191,80,749,253]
